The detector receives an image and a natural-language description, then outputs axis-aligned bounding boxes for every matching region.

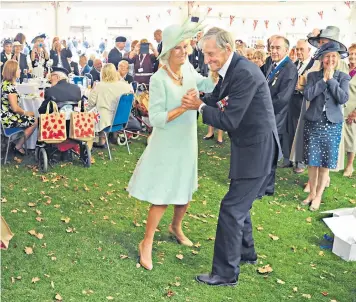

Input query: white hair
[53,72,68,82]
[199,27,236,52]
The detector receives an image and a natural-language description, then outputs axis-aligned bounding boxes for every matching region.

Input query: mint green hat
[157,17,206,60]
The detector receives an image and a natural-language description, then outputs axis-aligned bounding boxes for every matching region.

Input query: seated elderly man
[89,58,102,83]
[38,66,81,114]
[118,60,133,84]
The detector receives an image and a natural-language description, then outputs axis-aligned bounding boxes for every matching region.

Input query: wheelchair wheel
[80,143,91,168]
[34,146,39,161]
[38,148,48,173]
[117,133,127,146]
[131,131,140,140]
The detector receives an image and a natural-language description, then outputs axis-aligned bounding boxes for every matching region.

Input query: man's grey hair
[272,36,290,49]
[53,72,68,82]
[199,27,236,52]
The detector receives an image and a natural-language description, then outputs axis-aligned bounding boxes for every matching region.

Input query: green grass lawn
[1,122,356,302]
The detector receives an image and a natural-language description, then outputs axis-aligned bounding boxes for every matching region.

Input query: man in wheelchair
[37,66,82,162]
[38,66,81,115]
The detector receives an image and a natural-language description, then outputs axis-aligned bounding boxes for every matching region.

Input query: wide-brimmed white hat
[13,41,22,46]
[158,16,206,60]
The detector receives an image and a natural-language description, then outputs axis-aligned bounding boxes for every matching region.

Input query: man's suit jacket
[1,51,11,75]
[262,56,273,76]
[108,47,122,70]
[267,58,298,134]
[197,47,208,77]
[189,47,199,69]
[80,64,91,76]
[12,53,29,83]
[153,41,162,72]
[38,80,81,114]
[124,74,133,84]
[70,61,79,76]
[202,53,281,179]
[289,58,314,119]
[304,70,350,123]
[89,68,101,82]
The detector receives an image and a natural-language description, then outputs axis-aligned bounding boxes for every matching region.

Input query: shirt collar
[273,55,288,68]
[218,52,234,79]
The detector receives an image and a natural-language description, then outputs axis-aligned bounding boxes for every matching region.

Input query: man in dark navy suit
[262,36,298,196]
[181,27,281,287]
[38,67,81,114]
[1,40,13,75]
[153,29,162,72]
[108,36,126,70]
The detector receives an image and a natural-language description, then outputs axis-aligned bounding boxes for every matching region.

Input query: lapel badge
[272,77,278,86]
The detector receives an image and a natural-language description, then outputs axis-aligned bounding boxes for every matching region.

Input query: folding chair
[1,123,27,164]
[102,93,134,160]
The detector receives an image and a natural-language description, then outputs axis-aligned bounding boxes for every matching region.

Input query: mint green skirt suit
[127,59,216,205]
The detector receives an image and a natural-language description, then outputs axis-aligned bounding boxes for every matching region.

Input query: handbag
[38,101,67,143]
[134,83,149,116]
[69,101,95,141]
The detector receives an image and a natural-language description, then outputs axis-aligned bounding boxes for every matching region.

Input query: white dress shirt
[297,57,311,76]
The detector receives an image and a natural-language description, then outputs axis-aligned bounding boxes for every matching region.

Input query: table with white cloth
[18,95,44,149]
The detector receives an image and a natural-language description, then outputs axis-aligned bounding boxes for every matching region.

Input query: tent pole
[54,1,58,36]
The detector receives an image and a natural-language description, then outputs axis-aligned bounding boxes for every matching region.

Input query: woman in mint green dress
[127,20,217,270]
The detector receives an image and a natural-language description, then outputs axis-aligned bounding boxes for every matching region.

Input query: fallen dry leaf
[24,247,33,255]
[321,292,328,296]
[306,217,312,223]
[28,202,36,207]
[66,227,75,233]
[192,250,199,255]
[208,237,215,241]
[257,264,273,274]
[28,230,37,236]
[256,226,264,231]
[277,279,285,284]
[51,281,55,288]
[55,293,62,301]
[53,204,60,209]
[36,217,43,222]
[302,294,312,299]
[293,287,298,292]
[35,233,44,240]
[103,216,109,220]
[194,242,201,248]
[166,289,175,297]
[136,263,141,268]
[319,251,325,257]
[32,277,40,283]
[11,277,15,284]
[61,217,70,224]
[269,234,279,241]
[176,254,184,260]
[106,296,114,300]
[1,197,7,203]
[120,255,128,259]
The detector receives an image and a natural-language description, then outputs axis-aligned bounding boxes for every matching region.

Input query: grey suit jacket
[202,53,282,179]
[304,70,350,123]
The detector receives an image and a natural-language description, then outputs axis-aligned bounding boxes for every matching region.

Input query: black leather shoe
[265,192,274,196]
[195,274,237,286]
[241,253,258,265]
[203,134,214,140]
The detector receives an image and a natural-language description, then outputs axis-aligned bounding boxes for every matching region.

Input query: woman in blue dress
[127,19,217,270]
[302,42,350,211]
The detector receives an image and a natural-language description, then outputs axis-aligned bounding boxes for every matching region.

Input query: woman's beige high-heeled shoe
[138,241,153,270]
[309,198,322,211]
[168,224,193,247]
